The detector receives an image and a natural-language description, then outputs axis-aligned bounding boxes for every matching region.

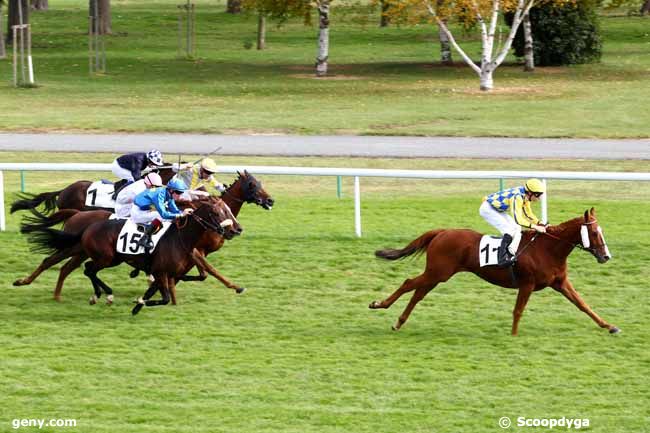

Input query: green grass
[0,152,649,432]
[0,1,649,136]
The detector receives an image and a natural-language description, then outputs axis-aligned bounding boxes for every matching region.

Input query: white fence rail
[2,163,650,234]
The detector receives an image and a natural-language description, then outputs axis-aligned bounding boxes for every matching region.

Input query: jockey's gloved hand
[533,225,547,233]
[182,208,194,217]
[216,184,226,193]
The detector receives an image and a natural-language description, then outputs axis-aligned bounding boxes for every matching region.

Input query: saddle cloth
[116,220,172,255]
[479,235,503,267]
[85,180,116,208]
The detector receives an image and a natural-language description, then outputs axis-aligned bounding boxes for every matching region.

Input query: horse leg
[185,249,245,293]
[132,282,160,315]
[369,272,436,310]
[52,254,86,302]
[145,274,171,307]
[511,285,534,336]
[13,248,74,286]
[83,261,104,305]
[392,286,435,331]
[552,279,619,334]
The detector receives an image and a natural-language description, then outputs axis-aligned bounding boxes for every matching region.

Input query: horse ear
[590,207,595,216]
[584,210,589,222]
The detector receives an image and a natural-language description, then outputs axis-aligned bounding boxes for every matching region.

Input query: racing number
[119,232,143,253]
[88,188,98,206]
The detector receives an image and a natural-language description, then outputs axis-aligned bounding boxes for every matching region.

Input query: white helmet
[147,149,163,166]
[143,172,163,188]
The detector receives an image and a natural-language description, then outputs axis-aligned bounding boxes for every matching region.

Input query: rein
[541,219,598,255]
[173,210,225,254]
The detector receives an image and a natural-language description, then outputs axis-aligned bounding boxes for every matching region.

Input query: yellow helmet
[200,158,218,174]
[525,178,545,194]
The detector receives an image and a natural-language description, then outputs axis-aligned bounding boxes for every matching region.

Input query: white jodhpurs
[479,201,522,255]
[111,159,136,182]
[130,205,162,224]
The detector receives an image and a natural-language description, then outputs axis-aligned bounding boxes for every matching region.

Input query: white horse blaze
[598,226,612,258]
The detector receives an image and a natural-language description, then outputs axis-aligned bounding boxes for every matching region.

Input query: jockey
[114,172,163,219]
[479,178,547,266]
[111,149,164,199]
[172,157,226,197]
[130,178,193,250]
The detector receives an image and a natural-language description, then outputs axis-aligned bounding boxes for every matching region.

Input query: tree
[383,0,545,90]
[227,0,242,13]
[31,0,48,11]
[89,0,111,35]
[241,0,310,50]
[642,0,650,13]
[315,0,329,76]
[6,0,29,45]
[0,0,5,58]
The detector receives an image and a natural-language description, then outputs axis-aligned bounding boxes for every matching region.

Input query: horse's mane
[545,216,583,237]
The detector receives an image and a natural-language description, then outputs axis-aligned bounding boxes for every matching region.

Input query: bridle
[514,219,608,260]
[221,173,260,204]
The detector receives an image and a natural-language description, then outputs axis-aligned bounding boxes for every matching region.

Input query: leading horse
[370,208,619,335]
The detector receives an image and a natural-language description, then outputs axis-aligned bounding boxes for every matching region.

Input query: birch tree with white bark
[315,0,330,76]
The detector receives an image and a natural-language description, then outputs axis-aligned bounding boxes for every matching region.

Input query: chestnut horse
[370,208,619,335]
[25,197,241,313]
[14,171,274,302]
[10,167,176,214]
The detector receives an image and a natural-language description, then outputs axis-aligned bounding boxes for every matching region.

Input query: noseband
[221,175,260,204]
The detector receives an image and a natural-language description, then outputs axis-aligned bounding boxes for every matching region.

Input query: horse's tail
[10,190,62,214]
[20,209,81,234]
[375,230,444,261]
[25,227,82,255]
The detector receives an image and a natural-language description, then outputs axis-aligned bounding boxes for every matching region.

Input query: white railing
[2,163,650,234]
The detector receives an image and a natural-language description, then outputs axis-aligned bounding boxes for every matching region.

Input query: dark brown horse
[14,208,111,301]
[370,208,619,335]
[14,171,274,302]
[25,197,241,314]
[10,167,176,214]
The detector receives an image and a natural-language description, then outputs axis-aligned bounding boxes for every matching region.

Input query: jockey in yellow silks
[479,178,547,266]
[172,158,226,199]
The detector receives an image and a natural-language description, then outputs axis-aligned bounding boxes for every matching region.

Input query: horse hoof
[89,295,98,305]
[391,325,399,331]
[235,287,246,294]
[129,269,140,278]
[106,294,114,305]
[132,303,144,315]
[13,279,26,286]
[53,296,62,303]
[369,301,380,309]
[609,326,621,334]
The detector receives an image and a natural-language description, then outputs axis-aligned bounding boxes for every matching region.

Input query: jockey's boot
[111,179,129,200]
[498,234,515,267]
[136,224,155,251]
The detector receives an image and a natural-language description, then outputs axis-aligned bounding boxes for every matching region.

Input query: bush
[507,0,602,66]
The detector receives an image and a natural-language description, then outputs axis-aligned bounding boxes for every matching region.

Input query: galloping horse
[10,167,176,214]
[370,208,619,335]
[15,171,274,302]
[25,197,241,313]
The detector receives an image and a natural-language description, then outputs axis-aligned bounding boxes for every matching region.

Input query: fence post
[20,170,25,192]
[354,176,361,237]
[541,178,548,223]
[0,171,5,231]
[336,175,342,198]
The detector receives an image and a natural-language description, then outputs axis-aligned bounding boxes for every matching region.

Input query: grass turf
[0,152,648,432]
[0,1,649,136]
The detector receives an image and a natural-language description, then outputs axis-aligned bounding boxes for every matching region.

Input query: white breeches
[130,205,162,224]
[479,201,521,254]
[111,159,135,182]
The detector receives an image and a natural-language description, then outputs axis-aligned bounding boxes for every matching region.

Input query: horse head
[225,171,274,210]
[192,196,243,240]
[580,207,612,264]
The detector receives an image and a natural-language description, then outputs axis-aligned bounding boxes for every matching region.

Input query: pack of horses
[11,167,619,335]
[12,167,274,315]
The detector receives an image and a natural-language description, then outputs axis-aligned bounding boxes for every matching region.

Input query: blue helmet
[166,178,188,192]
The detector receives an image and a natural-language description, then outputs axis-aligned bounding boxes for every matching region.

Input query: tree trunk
[226,0,241,14]
[438,21,452,64]
[315,1,329,77]
[641,0,650,14]
[31,0,48,11]
[7,0,29,45]
[523,12,534,71]
[89,0,111,34]
[479,67,494,91]
[0,2,5,58]
[256,12,266,50]
[379,0,390,27]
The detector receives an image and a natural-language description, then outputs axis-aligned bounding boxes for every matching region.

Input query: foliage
[241,0,311,23]
[508,0,602,65]
[1,152,649,433]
